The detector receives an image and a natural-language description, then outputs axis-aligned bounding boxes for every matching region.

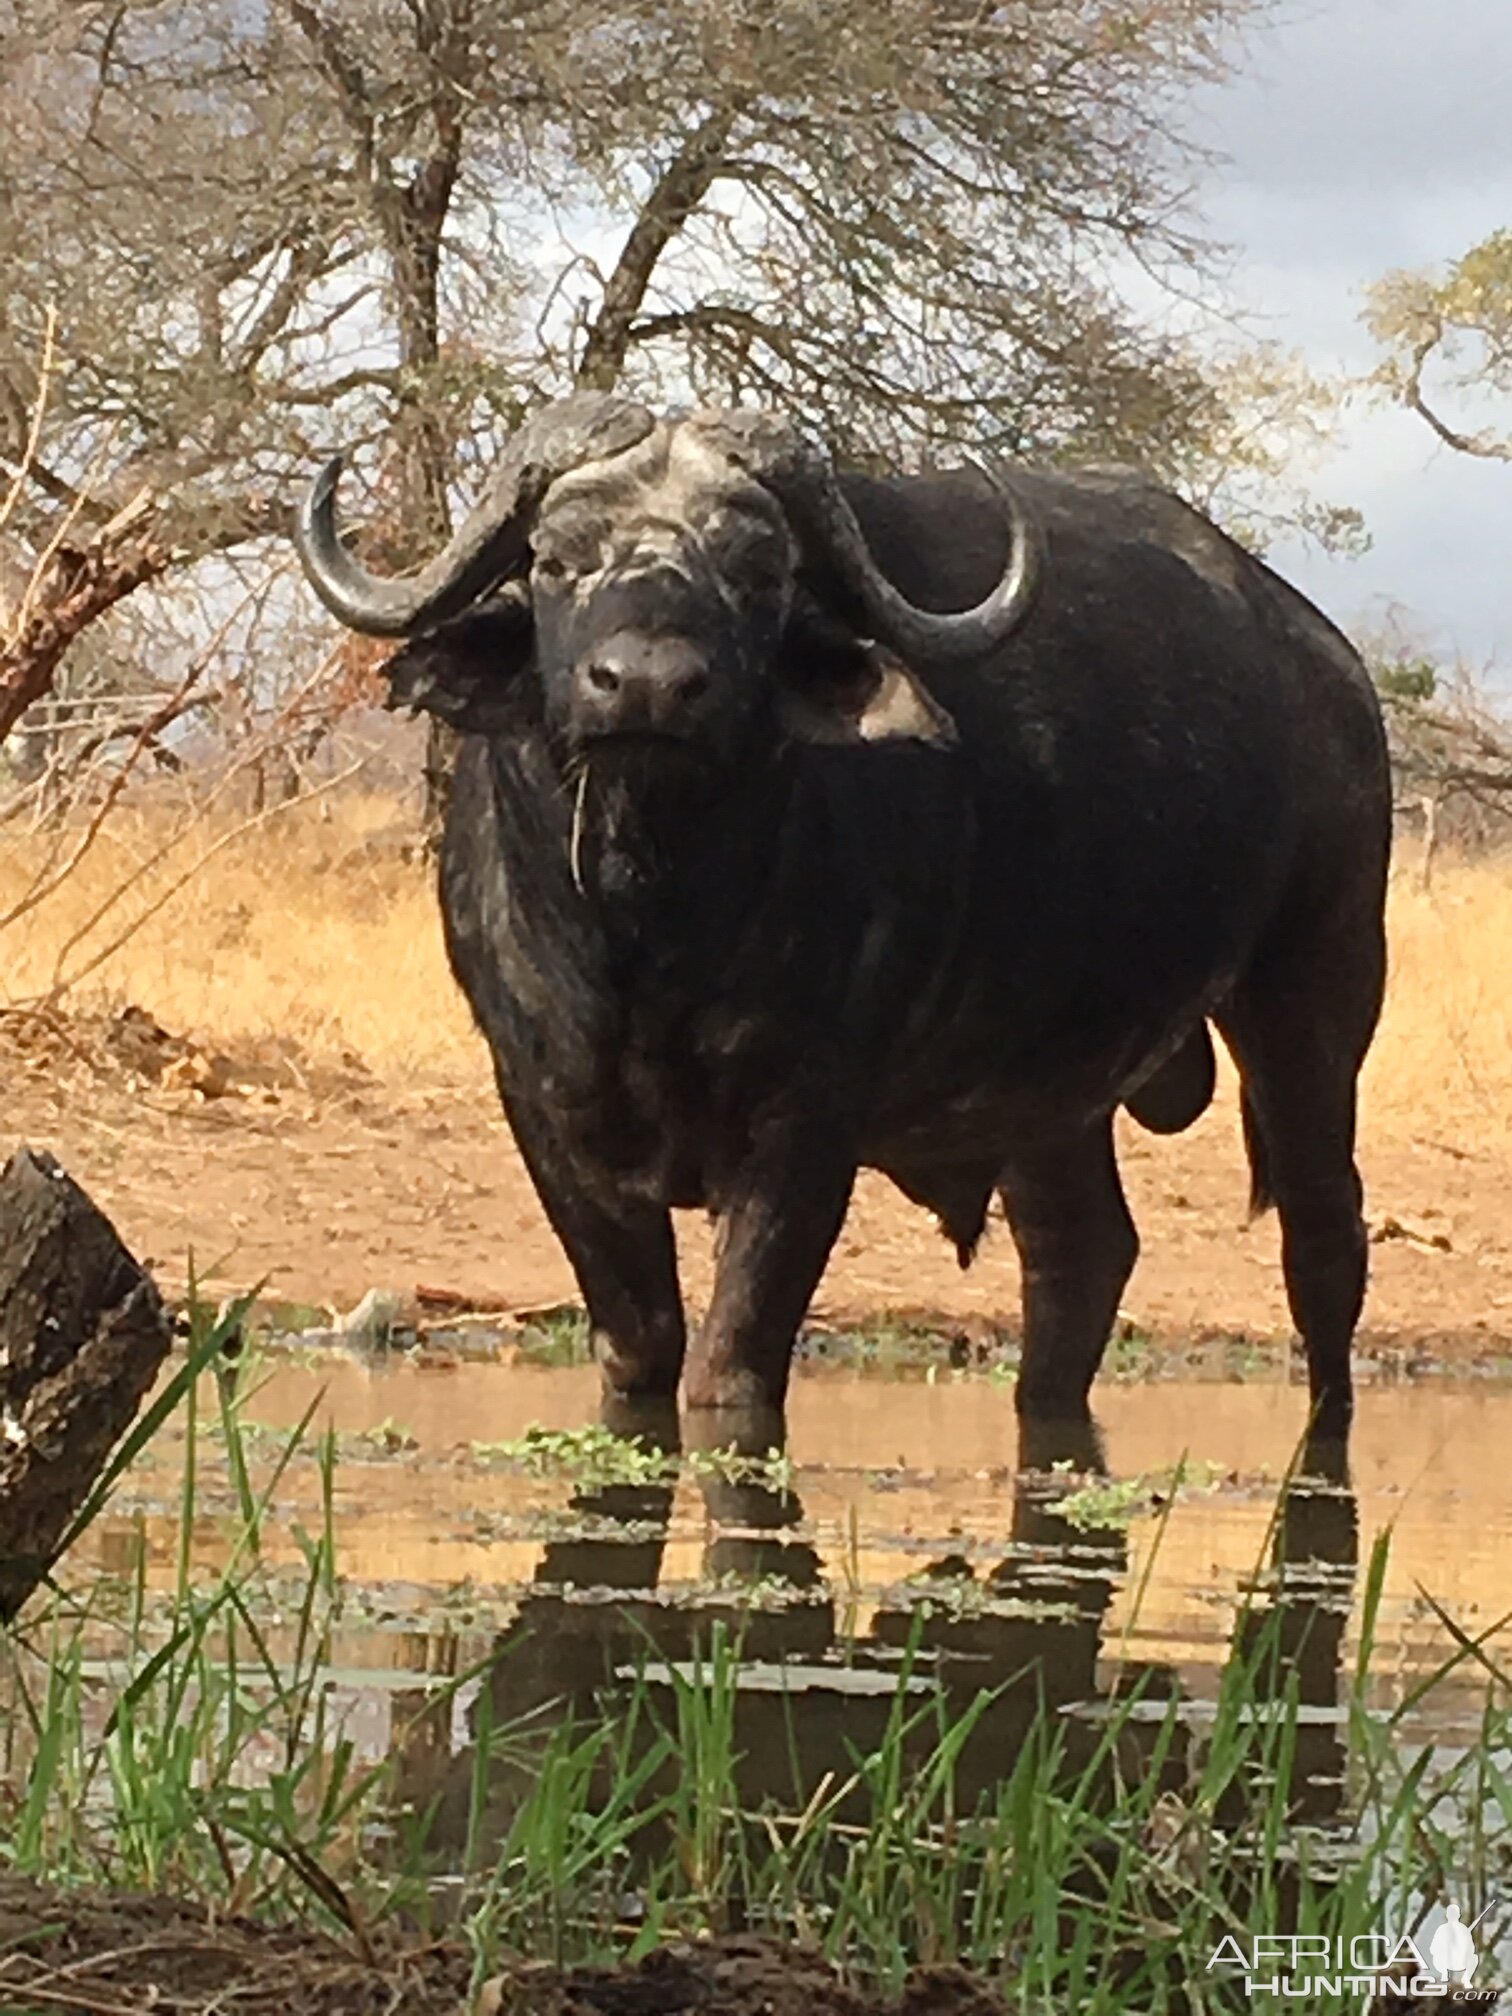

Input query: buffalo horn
[293,394,657,637]
[710,412,1042,665]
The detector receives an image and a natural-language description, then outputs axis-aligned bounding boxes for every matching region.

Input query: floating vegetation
[470,1421,797,1494]
[1052,1458,1226,1532]
[3,1298,1511,2012]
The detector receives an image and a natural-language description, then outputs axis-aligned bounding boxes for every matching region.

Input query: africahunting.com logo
[1209,1899,1501,2001]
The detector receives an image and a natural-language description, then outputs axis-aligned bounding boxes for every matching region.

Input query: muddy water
[77,1359,1512,1786]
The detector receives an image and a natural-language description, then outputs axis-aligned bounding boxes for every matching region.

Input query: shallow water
[76,1358,1512,1774]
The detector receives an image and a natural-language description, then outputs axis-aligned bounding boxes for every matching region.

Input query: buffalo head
[294,395,1041,766]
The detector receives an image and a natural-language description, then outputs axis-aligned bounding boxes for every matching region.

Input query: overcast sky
[1186,0,1512,683]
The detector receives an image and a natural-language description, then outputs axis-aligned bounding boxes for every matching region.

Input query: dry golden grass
[1365,851,1512,1152]
[0,794,482,1080]
[0,798,1507,1153]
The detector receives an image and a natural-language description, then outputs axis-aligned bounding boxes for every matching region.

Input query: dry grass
[1366,851,1512,1152]
[0,794,482,1080]
[0,799,1508,1154]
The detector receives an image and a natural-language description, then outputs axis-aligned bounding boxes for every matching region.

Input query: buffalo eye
[717,520,789,590]
[532,520,603,586]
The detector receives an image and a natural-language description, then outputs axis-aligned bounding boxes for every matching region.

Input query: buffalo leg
[1241,1068,1365,1440]
[1218,909,1384,1439]
[501,1091,686,1399]
[997,1121,1138,1420]
[684,1133,857,1412]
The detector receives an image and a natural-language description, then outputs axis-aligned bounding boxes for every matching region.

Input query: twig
[0,655,218,934]
[15,641,353,987]
[33,757,368,1004]
[0,307,59,566]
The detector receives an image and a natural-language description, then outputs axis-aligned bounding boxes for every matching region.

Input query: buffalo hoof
[1307,1387,1354,1446]
[681,1398,787,1461]
[592,1330,684,1404]
[1296,1428,1350,1487]
[1013,1376,1094,1426]
[1016,1414,1107,1477]
[681,1363,786,1415]
[598,1391,681,1451]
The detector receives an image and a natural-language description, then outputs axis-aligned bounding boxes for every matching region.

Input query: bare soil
[0,1878,1010,2016]
[3,1003,1511,1365]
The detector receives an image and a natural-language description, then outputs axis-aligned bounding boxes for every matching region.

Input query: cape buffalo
[293,394,1391,1433]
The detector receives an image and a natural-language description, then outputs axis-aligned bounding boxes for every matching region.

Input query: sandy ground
[5,1003,1509,1359]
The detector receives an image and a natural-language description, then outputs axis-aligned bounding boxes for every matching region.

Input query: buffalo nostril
[585,659,622,697]
[676,668,710,703]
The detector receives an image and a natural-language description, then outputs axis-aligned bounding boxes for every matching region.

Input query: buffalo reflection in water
[385,1405,1358,1883]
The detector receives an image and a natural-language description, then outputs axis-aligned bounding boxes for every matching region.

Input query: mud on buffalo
[293,394,1390,1433]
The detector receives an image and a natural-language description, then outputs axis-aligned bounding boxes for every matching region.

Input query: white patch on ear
[853,649,959,745]
[781,645,958,748]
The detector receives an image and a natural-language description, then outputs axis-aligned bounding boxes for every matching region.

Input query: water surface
[77,1362,1512,1765]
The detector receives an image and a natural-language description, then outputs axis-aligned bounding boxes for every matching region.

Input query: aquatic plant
[0,1293,1508,2013]
[1053,1458,1226,1532]
[469,1420,796,1493]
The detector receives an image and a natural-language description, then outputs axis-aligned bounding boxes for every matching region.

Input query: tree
[2,0,1358,834]
[1353,606,1512,874]
[1363,229,1512,461]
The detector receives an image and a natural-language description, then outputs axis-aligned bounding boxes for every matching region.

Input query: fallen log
[0,1145,172,1621]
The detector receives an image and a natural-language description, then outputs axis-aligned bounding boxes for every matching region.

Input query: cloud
[1196,0,1512,199]
[1183,0,1512,677]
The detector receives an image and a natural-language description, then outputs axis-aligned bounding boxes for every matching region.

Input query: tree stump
[0,1146,172,1621]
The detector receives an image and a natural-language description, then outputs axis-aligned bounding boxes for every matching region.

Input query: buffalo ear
[779,603,958,748]
[847,648,959,745]
[380,589,534,734]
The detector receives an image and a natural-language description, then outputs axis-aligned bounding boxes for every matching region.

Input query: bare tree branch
[0,0,1356,850]
[1364,231,1512,462]
[577,106,742,391]
[1403,335,1512,461]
